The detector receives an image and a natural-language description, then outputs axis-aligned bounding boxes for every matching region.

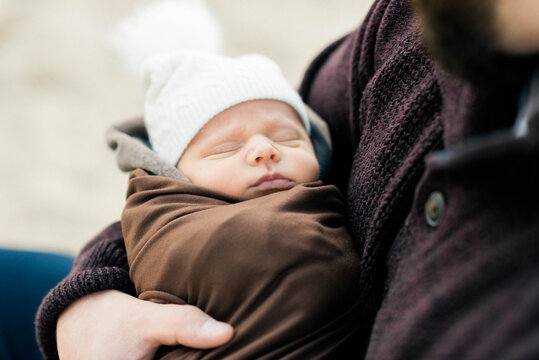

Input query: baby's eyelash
[206,142,242,157]
[270,129,301,142]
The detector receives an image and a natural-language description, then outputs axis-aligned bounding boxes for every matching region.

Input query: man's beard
[412,0,539,90]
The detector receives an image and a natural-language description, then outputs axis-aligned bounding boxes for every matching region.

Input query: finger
[142,302,234,349]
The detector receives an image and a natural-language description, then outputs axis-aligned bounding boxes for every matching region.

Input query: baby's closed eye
[270,129,302,146]
[205,142,242,158]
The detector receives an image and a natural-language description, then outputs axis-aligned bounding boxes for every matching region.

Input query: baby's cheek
[295,154,320,182]
[204,164,246,196]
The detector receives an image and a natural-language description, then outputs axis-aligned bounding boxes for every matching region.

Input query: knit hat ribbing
[144,51,311,166]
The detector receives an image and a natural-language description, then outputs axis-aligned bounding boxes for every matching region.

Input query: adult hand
[56,290,233,360]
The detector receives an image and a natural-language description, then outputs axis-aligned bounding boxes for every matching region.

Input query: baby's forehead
[206,109,305,137]
[225,112,302,130]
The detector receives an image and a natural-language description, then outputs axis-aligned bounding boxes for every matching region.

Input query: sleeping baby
[115,51,362,359]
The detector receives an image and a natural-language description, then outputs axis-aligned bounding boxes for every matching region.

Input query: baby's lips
[254,178,294,191]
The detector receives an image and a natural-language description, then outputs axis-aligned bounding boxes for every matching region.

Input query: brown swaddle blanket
[122,168,362,359]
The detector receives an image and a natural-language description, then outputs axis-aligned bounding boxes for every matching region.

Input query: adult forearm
[35,221,135,359]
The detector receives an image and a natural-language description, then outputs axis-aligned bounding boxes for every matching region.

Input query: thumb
[142,302,234,349]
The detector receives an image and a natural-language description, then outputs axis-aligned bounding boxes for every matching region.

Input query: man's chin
[412,0,539,89]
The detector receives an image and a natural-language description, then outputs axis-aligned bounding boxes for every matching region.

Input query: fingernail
[201,318,232,336]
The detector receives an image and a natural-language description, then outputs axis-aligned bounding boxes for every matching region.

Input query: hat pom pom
[109,0,223,81]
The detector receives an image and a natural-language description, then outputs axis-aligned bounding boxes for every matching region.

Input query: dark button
[425,191,445,227]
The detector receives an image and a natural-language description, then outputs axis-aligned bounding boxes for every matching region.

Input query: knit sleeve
[35,221,136,360]
[298,0,392,192]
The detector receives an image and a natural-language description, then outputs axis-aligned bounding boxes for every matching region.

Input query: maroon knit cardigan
[36,0,539,359]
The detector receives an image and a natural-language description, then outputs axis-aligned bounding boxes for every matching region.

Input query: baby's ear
[306,106,333,181]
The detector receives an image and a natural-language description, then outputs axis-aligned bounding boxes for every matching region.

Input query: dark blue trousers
[0,249,73,360]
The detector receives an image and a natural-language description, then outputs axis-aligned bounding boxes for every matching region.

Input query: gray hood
[106,105,333,180]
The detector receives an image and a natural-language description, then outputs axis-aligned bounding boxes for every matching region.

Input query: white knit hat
[143,51,311,166]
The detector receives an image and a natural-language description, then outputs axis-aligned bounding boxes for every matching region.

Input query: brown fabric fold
[122,168,362,359]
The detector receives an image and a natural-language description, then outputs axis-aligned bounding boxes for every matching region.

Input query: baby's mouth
[252,174,294,191]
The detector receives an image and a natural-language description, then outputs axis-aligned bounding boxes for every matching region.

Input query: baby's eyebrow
[209,129,241,143]
[196,127,243,150]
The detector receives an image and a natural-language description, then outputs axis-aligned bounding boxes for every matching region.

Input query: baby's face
[177,99,319,199]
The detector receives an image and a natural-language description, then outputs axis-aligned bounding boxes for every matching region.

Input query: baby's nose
[247,137,281,165]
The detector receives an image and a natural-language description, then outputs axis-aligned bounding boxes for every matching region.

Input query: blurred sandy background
[0,0,372,255]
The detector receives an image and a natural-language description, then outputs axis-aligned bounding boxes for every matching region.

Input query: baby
[114,51,362,359]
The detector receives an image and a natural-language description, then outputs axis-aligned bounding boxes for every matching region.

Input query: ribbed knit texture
[300,0,539,358]
[300,1,445,354]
